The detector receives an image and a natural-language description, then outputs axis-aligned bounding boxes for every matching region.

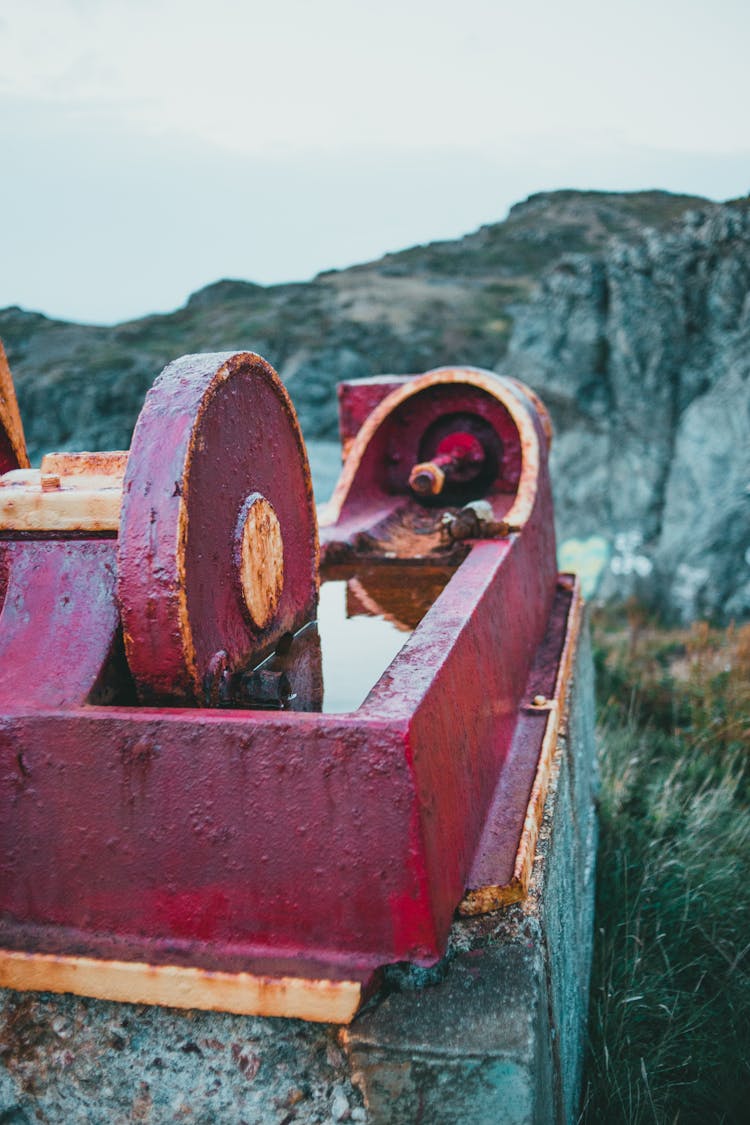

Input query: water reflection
[262,564,455,714]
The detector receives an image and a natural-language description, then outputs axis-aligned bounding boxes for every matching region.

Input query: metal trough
[0,345,581,1024]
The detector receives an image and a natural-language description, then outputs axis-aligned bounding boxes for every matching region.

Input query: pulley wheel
[118,352,318,704]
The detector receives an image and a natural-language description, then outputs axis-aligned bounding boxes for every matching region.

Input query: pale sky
[1,0,748,324]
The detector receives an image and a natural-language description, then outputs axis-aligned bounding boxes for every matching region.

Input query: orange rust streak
[0,949,363,1024]
[505,376,554,448]
[552,574,584,738]
[238,495,285,629]
[0,341,29,469]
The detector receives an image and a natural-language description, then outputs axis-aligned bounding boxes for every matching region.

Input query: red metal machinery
[0,346,581,1023]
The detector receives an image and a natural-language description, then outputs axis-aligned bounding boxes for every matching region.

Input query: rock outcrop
[501,201,750,620]
[1,189,748,620]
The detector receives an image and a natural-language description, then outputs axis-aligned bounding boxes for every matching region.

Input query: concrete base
[345,618,598,1124]
[0,619,597,1125]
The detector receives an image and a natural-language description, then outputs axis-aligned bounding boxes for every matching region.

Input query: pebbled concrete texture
[0,618,597,1125]
[0,997,366,1125]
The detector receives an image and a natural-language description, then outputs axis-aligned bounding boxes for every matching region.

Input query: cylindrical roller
[408,431,486,497]
[118,352,319,705]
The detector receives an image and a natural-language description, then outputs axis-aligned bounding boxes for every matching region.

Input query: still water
[254,564,455,714]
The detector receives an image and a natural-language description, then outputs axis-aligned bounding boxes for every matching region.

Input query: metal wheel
[118,351,318,704]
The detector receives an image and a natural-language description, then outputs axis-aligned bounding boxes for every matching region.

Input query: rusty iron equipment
[0,343,582,1024]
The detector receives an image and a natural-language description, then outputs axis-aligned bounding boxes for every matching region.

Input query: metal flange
[118,352,318,705]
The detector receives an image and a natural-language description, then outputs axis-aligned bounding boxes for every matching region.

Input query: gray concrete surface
[0,618,597,1125]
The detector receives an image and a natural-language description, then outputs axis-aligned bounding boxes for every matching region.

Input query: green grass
[582,611,750,1122]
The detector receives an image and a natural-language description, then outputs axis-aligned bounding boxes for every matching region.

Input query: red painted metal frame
[0,540,119,710]
[0,544,555,980]
[0,358,566,1001]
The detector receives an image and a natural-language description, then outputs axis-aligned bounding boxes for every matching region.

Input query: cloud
[2,0,750,154]
[0,0,748,320]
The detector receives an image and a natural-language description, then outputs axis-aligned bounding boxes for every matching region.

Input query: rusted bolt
[41,474,61,492]
[442,500,505,543]
[409,432,485,498]
[240,668,293,710]
[409,462,446,496]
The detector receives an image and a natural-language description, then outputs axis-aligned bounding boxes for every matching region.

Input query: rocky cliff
[502,199,750,621]
[1,189,747,620]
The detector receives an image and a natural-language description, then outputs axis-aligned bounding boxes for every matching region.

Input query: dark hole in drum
[415,412,502,506]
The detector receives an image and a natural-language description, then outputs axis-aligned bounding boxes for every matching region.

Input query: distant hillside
[0,189,708,454]
[1,188,748,620]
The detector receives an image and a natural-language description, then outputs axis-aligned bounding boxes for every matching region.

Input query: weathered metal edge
[0,488,122,532]
[0,949,363,1024]
[458,574,584,914]
[319,367,541,532]
[0,341,29,470]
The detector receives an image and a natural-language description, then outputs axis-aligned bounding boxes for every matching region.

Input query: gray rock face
[1,189,747,619]
[500,203,750,621]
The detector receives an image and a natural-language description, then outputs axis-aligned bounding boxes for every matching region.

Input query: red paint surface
[467,581,575,890]
[337,377,412,448]
[0,539,119,710]
[0,560,563,974]
[0,361,568,986]
[431,431,485,475]
[118,352,318,704]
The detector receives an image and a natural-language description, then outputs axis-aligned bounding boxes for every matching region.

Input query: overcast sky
[1,0,748,324]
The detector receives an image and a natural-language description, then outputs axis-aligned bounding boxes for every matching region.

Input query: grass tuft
[582,610,750,1123]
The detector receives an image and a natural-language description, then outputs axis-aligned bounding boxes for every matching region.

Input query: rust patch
[0,949,363,1024]
[0,451,126,533]
[0,480,122,533]
[41,451,129,478]
[235,494,285,630]
[0,341,29,471]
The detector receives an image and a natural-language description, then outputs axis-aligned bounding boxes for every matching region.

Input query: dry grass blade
[582,609,750,1124]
